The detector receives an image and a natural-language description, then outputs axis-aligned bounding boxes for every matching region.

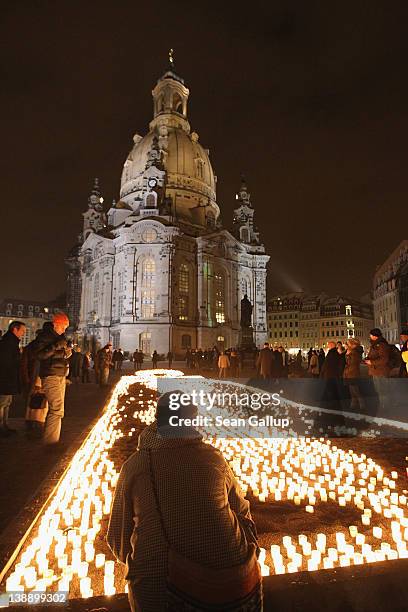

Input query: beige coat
[308,354,319,376]
[218,354,230,368]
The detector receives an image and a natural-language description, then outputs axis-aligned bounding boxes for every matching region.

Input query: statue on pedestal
[239,294,254,350]
[240,294,253,328]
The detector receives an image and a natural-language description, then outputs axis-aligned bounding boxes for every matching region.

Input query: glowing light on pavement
[3,370,408,596]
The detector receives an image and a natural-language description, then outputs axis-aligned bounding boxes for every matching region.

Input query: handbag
[147,449,263,611]
[29,391,47,410]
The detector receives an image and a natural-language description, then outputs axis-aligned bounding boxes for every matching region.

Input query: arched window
[146,193,156,209]
[158,96,164,113]
[214,273,225,323]
[141,258,155,318]
[173,94,183,114]
[240,226,250,243]
[178,263,189,320]
[93,273,99,300]
[207,211,215,229]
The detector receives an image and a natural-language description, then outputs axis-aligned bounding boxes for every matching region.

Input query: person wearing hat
[365,328,391,414]
[96,343,113,386]
[32,313,71,447]
[107,392,261,612]
[400,328,408,377]
[365,328,391,377]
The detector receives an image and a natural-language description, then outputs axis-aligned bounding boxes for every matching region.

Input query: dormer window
[145,193,157,209]
[173,93,183,114]
[240,227,250,243]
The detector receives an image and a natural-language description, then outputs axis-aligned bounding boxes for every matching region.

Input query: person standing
[400,328,408,376]
[32,313,71,447]
[81,351,91,383]
[318,348,325,372]
[117,348,125,370]
[229,349,238,377]
[308,350,320,377]
[96,344,113,386]
[69,346,83,383]
[365,328,391,414]
[167,351,173,368]
[336,341,346,376]
[132,349,139,372]
[218,351,230,378]
[256,342,273,380]
[152,350,159,368]
[0,321,26,436]
[343,338,365,412]
[320,341,343,409]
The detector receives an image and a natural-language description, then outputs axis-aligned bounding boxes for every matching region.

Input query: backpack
[388,344,402,369]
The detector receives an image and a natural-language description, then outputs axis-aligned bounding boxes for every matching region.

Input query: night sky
[2,1,408,303]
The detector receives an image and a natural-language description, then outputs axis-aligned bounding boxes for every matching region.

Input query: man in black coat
[0,321,26,436]
[320,341,343,412]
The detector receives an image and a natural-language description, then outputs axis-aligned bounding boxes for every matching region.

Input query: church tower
[233,177,261,245]
[68,55,269,353]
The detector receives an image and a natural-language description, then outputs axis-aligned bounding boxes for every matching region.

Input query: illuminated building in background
[373,240,408,344]
[0,298,64,346]
[267,293,373,351]
[66,57,269,354]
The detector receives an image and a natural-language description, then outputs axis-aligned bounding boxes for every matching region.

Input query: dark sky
[2,1,408,302]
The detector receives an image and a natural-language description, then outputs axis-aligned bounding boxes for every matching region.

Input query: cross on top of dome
[158,48,185,85]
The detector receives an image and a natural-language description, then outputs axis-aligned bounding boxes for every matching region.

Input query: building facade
[67,61,269,355]
[268,293,373,352]
[0,298,63,346]
[373,240,408,344]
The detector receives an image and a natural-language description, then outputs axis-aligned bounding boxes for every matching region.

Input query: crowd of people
[0,313,71,448]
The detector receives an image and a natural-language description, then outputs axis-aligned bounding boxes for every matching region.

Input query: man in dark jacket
[32,313,71,446]
[365,328,391,415]
[366,329,391,378]
[256,343,273,379]
[0,321,26,436]
[320,341,343,411]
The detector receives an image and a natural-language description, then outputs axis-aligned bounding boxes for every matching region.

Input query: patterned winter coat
[107,423,256,582]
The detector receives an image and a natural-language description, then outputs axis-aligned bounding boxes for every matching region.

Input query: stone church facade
[66,61,269,356]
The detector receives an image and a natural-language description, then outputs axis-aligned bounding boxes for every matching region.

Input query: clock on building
[148,178,157,188]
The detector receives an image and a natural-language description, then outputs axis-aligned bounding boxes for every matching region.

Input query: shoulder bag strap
[147,449,171,546]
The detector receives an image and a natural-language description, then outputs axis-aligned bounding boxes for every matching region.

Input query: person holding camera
[32,313,71,448]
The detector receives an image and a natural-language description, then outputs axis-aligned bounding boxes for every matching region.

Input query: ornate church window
[179,263,189,293]
[93,273,99,300]
[240,227,250,243]
[173,94,183,114]
[214,273,225,324]
[207,211,215,229]
[119,295,125,317]
[142,228,157,243]
[145,193,156,209]
[178,263,189,320]
[141,258,155,318]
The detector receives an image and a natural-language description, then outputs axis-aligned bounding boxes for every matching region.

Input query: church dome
[119,64,219,227]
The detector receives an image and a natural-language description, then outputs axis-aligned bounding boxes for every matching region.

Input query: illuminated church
[66,56,269,355]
